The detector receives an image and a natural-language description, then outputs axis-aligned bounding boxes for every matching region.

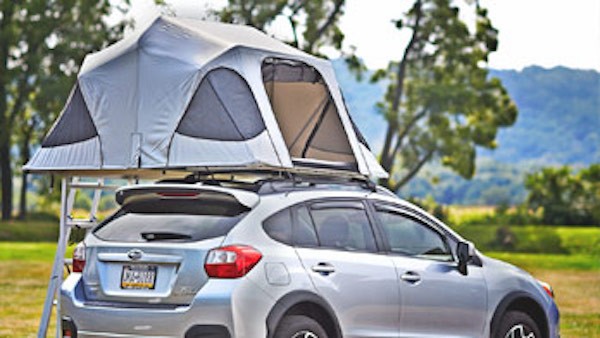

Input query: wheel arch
[266,290,342,338]
[490,291,549,338]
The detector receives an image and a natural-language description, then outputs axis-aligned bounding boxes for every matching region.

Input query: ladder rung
[67,220,98,229]
[68,182,119,190]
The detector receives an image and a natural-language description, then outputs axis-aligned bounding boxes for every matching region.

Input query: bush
[525,164,600,226]
[453,224,579,254]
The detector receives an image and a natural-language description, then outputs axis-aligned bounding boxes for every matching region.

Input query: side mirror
[457,241,475,275]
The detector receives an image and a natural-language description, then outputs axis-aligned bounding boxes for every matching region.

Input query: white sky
[128,0,600,71]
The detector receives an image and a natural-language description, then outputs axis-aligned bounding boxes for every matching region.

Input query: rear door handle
[400,271,421,284]
[311,263,335,275]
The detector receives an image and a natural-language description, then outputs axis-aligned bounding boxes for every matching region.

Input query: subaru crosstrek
[61,175,559,338]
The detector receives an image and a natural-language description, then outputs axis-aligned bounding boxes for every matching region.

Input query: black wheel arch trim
[266,290,343,338]
[490,291,549,338]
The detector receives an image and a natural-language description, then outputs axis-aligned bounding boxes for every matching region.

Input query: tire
[273,315,328,338]
[496,310,541,338]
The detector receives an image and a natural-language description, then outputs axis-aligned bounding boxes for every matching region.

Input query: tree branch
[391,108,427,156]
[380,0,423,174]
[392,148,434,191]
[305,0,344,53]
[287,15,299,48]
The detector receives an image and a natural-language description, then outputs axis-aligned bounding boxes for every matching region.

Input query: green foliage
[99,193,117,212]
[0,1,131,219]
[400,158,530,205]
[373,0,517,191]
[217,0,346,55]
[405,195,449,223]
[525,164,600,225]
[74,191,92,210]
[0,220,58,242]
[452,224,600,256]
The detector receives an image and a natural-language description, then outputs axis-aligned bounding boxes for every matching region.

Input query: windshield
[93,198,248,243]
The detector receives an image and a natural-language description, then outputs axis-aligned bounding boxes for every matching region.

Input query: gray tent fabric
[176,68,265,141]
[25,15,387,179]
[42,84,98,147]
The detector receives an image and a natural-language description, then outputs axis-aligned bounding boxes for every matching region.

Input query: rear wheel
[497,311,541,338]
[274,315,328,338]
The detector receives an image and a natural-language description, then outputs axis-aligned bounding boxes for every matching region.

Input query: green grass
[0,242,75,261]
[487,252,600,271]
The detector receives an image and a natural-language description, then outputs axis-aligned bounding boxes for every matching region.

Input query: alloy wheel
[504,324,535,338]
[291,330,319,338]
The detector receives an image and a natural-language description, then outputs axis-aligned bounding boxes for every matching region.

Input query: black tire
[496,310,541,338]
[273,315,328,338]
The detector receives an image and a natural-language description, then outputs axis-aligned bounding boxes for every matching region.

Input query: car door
[371,203,487,338]
[293,200,400,338]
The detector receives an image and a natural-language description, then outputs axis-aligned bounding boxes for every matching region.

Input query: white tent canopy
[25,15,387,179]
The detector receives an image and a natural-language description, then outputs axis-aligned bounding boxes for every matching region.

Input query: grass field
[0,242,598,337]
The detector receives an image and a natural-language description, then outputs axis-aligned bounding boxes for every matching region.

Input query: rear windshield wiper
[141,232,192,241]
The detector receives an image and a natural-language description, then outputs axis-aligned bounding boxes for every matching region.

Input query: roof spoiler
[115,184,260,208]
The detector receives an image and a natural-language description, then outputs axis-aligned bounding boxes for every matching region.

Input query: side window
[263,208,293,245]
[310,202,377,252]
[376,210,452,261]
[293,205,319,247]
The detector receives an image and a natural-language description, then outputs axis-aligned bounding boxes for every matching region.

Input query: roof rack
[157,169,377,193]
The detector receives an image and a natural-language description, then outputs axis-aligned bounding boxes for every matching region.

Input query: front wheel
[497,311,541,338]
[273,315,328,338]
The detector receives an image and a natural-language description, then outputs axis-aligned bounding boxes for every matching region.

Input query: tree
[0,1,128,220]
[362,0,517,191]
[218,0,346,55]
[526,164,600,225]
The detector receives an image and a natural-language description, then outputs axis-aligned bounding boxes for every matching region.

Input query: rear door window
[94,198,248,242]
[309,201,377,252]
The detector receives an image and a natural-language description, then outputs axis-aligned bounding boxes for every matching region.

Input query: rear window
[93,198,248,243]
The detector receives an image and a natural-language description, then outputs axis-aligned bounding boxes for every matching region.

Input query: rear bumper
[60,273,273,337]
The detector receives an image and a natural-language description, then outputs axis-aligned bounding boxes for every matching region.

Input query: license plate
[121,265,157,289]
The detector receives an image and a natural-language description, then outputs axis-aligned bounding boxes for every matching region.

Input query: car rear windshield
[93,197,248,243]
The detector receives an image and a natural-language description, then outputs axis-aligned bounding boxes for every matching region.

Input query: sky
[128,0,600,71]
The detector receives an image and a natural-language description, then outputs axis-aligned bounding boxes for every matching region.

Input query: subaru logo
[127,249,143,260]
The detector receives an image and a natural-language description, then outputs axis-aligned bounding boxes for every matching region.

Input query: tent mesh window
[42,83,98,147]
[176,68,266,141]
[262,58,355,166]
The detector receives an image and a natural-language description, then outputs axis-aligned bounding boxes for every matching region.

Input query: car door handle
[400,271,421,284]
[311,263,335,275]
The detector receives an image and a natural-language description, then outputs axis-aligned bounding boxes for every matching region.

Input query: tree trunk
[0,142,12,220]
[17,133,30,219]
[378,0,423,188]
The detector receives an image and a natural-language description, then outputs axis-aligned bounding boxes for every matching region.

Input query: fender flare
[266,290,342,338]
[490,291,548,338]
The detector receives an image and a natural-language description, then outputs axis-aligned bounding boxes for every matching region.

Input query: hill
[335,61,600,165]
[333,61,600,204]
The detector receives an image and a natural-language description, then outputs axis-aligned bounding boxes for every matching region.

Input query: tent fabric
[25,15,387,179]
[176,68,265,141]
[42,84,98,147]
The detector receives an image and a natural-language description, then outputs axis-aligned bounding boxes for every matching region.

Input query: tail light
[72,242,86,273]
[62,316,77,338]
[205,245,262,278]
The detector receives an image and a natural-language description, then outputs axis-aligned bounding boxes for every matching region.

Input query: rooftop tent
[25,15,387,179]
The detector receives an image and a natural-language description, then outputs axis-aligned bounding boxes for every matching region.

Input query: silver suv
[61,175,559,338]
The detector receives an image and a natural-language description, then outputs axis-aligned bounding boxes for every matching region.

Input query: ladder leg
[37,178,67,338]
